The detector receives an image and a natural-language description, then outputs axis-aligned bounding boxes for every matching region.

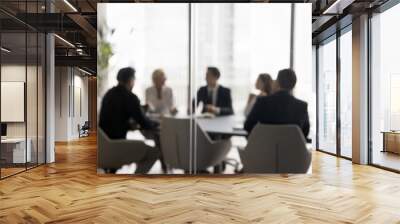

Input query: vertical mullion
[367,11,373,165]
[188,3,193,175]
[44,0,48,164]
[337,29,341,157]
[316,45,320,150]
[36,0,39,167]
[290,3,295,69]
[0,24,2,179]
[25,0,28,171]
[192,3,197,175]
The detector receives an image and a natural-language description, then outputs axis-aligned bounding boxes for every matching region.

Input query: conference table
[147,113,248,137]
[196,115,248,137]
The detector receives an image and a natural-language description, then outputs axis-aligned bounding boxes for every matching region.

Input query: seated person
[196,67,233,116]
[99,67,159,174]
[145,69,177,116]
[244,73,273,117]
[244,68,310,138]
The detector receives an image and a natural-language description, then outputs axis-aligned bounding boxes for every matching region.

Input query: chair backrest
[160,117,229,171]
[98,128,110,151]
[240,124,311,173]
[160,117,192,170]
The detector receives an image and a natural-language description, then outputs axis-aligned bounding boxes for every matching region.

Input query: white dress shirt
[145,86,175,115]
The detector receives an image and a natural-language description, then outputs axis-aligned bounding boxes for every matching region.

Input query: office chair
[160,117,231,173]
[239,124,312,173]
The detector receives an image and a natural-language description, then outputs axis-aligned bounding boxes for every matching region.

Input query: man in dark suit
[99,67,159,174]
[244,68,310,138]
[196,67,234,116]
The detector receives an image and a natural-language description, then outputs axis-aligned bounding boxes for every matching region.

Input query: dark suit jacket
[196,85,234,115]
[244,91,310,138]
[99,85,158,139]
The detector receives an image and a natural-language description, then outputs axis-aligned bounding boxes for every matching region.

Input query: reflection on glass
[318,37,337,154]
[371,3,400,170]
[340,30,352,158]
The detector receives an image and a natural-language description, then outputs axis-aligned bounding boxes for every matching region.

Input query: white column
[352,14,369,164]
[45,0,56,163]
[46,33,55,163]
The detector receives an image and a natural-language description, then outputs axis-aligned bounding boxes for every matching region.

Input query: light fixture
[54,34,75,48]
[78,67,92,76]
[63,0,78,12]
[1,47,11,53]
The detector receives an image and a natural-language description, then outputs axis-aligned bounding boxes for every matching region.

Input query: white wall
[55,67,89,141]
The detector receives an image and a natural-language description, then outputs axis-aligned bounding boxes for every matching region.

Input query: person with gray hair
[145,69,177,116]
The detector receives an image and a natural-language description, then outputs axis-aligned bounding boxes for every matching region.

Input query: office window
[371,3,400,171]
[318,37,337,154]
[293,4,315,146]
[340,29,352,158]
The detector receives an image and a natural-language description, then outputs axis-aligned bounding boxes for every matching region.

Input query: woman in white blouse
[244,73,274,117]
[145,69,177,116]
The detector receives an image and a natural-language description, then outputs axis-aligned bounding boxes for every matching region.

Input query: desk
[382,131,400,154]
[196,115,248,137]
[1,138,31,164]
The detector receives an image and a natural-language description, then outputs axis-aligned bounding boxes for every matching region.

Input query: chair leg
[213,162,226,174]
[224,158,241,173]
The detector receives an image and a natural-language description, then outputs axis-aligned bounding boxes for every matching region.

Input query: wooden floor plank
[0,135,400,223]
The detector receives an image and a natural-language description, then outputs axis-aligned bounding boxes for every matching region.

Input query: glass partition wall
[97,3,313,175]
[0,2,46,179]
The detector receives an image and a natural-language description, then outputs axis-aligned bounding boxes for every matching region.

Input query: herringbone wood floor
[1,135,400,223]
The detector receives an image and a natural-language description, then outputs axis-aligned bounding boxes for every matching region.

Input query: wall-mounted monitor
[1,82,25,122]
